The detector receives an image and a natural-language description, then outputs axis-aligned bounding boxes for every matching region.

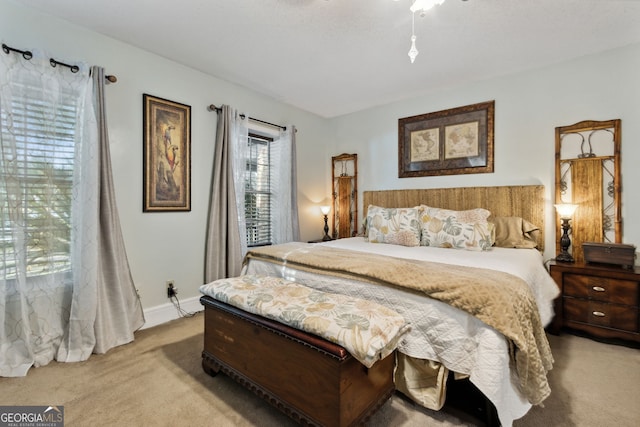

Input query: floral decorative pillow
[418,206,494,251]
[366,205,421,247]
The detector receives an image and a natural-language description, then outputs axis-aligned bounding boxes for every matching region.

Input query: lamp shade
[554,203,578,218]
[320,205,331,215]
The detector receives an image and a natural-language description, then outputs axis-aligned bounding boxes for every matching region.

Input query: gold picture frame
[143,94,191,212]
[398,100,495,177]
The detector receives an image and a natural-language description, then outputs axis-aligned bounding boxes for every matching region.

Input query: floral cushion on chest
[200,274,410,368]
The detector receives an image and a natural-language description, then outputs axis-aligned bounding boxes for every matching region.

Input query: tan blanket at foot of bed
[245,242,553,406]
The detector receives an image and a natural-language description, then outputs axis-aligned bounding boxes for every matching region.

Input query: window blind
[244,134,272,246]
[0,82,77,279]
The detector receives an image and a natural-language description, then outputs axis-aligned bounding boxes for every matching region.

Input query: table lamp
[555,203,578,263]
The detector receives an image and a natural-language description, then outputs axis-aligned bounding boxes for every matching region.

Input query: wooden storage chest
[200,296,395,426]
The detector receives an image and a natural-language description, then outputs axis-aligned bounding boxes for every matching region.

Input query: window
[244,133,272,246]
[0,81,77,279]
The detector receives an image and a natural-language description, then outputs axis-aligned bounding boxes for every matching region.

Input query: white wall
[3,0,639,325]
[1,0,332,320]
[327,43,640,262]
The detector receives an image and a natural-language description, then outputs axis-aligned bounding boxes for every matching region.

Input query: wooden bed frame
[202,185,546,426]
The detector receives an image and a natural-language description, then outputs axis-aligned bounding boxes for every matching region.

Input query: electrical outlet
[166,280,176,298]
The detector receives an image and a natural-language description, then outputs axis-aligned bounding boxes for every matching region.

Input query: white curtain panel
[60,61,101,363]
[271,126,300,244]
[0,50,98,375]
[0,53,142,376]
[231,111,249,258]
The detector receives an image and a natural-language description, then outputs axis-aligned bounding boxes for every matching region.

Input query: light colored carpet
[1,312,638,426]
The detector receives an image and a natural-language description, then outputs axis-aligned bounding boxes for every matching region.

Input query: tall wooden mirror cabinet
[331,153,358,239]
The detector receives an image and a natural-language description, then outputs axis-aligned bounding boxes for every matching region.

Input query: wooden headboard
[363,185,545,251]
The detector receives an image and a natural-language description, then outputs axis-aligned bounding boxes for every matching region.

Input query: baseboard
[141,295,203,330]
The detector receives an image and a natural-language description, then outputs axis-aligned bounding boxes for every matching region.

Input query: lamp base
[556,252,575,263]
[557,217,574,263]
[322,214,332,242]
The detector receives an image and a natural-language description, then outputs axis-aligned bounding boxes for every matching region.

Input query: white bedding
[242,237,560,426]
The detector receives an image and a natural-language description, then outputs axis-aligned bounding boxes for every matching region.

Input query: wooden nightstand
[549,261,640,343]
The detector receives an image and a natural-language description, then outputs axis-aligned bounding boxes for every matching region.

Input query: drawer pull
[592,311,606,317]
[592,286,606,292]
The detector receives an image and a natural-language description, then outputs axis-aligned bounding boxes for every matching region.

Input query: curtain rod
[2,43,117,83]
[208,104,286,131]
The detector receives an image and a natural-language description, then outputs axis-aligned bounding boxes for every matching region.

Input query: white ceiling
[15,0,640,118]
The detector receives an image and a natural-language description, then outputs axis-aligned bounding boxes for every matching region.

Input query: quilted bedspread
[244,242,554,406]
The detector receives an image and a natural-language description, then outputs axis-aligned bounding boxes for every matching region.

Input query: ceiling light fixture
[395,0,448,63]
[408,11,419,63]
[410,0,446,15]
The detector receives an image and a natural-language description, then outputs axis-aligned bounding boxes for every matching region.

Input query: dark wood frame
[143,94,191,212]
[398,101,495,177]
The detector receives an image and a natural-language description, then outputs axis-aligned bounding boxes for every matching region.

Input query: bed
[202,185,559,426]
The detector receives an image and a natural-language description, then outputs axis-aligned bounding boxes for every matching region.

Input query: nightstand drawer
[550,261,640,343]
[564,297,638,332]
[564,274,638,305]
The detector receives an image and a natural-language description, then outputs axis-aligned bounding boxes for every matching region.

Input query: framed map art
[398,100,495,177]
